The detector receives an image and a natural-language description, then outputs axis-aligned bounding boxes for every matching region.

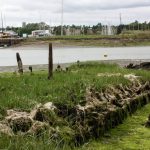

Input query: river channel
[0,45,150,66]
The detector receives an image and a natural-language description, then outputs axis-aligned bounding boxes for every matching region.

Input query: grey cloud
[64,0,150,12]
[2,0,150,13]
[0,0,150,26]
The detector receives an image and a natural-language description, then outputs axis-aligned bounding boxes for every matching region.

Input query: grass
[0,104,150,150]
[78,104,150,150]
[1,62,149,110]
[0,62,130,110]
[0,62,150,150]
[21,31,150,47]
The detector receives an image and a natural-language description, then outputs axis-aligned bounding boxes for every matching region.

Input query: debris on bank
[126,62,150,70]
[97,73,121,77]
[0,75,150,146]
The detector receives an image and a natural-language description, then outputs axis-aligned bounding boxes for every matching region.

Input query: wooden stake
[29,66,33,73]
[48,43,53,79]
[16,52,23,74]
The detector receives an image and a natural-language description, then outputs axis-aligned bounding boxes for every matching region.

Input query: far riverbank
[10,30,150,48]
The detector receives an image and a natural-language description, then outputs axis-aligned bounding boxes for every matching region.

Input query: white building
[32,30,52,37]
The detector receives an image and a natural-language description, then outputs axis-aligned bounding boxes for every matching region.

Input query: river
[0,45,150,66]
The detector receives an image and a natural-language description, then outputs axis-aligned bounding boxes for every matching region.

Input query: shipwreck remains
[0,76,150,146]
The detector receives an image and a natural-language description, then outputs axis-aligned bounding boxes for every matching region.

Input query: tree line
[1,21,150,36]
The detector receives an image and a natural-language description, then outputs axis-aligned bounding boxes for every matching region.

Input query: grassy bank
[20,31,150,47]
[0,62,150,110]
[0,62,150,149]
[1,104,150,150]
[78,103,150,150]
[0,63,129,110]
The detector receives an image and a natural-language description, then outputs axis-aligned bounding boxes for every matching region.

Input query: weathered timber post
[48,43,53,79]
[29,66,33,73]
[16,52,23,74]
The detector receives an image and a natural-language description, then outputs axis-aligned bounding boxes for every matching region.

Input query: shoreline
[0,59,150,73]
[15,39,150,48]
[1,36,150,49]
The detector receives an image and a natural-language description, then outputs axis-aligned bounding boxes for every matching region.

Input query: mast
[61,0,64,36]
[1,12,4,33]
[4,13,6,31]
[119,13,122,25]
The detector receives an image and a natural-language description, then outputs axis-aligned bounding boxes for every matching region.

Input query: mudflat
[0,59,150,73]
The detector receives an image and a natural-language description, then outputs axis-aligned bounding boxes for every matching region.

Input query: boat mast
[61,0,64,36]
[1,12,4,33]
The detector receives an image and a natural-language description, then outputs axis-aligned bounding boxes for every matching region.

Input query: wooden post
[48,43,53,79]
[29,66,33,73]
[16,52,23,74]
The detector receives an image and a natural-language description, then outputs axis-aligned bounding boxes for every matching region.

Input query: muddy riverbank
[0,59,150,73]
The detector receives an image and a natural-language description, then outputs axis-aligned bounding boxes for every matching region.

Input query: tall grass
[77,104,150,150]
[0,62,150,110]
[0,62,150,149]
[21,31,150,47]
[0,62,130,110]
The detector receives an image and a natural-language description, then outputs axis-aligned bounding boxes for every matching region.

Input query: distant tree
[53,26,66,35]
[82,25,89,35]
[117,25,124,34]
[6,26,11,30]
[9,22,50,36]
[92,23,102,34]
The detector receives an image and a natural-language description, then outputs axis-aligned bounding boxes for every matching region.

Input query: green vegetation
[8,21,150,36]
[21,31,150,47]
[0,62,150,150]
[78,103,150,150]
[24,30,150,40]
[0,63,129,110]
[5,21,150,47]
[7,22,50,36]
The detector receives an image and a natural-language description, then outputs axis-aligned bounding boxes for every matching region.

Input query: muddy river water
[0,45,150,66]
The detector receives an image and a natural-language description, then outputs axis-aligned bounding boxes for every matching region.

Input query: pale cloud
[0,0,150,26]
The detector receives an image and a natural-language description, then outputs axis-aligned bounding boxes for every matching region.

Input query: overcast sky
[0,0,150,27]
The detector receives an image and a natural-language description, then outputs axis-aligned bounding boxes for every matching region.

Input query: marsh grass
[21,31,150,47]
[0,62,150,110]
[0,62,150,149]
[1,104,150,150]
[0,62,130,110]
[78,104,150,150]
